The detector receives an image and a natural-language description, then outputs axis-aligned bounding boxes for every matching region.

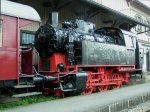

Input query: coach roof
[1,0,41,22]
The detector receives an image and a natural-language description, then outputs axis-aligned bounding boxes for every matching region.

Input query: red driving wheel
[98,85,108,92]
[111,73,122,89]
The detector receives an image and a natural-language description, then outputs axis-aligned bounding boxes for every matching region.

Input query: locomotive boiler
[34,19,143,96]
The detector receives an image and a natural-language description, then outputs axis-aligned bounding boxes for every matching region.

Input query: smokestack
[49,11,58,27]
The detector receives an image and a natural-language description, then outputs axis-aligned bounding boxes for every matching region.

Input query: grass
[0,95,58,110]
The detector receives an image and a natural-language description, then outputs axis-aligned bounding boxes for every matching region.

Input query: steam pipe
[33,75,57,83]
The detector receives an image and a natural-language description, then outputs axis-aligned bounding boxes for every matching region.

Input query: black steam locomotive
[34,19,143,95]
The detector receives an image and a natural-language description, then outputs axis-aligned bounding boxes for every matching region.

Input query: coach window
[0,20,2,47]
[20,30,35,46]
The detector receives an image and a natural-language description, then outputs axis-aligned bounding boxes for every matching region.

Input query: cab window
[124,34,134,48]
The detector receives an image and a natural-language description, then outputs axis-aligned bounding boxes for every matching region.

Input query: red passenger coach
[0,0,40,88]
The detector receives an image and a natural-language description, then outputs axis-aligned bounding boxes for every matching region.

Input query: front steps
[13,83,41,98]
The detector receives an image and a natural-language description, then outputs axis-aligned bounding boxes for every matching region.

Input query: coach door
[147,49,150,71]
[0,20,2,48]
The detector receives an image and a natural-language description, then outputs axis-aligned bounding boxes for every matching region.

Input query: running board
[118,69,142,73]
[12,92,42,98]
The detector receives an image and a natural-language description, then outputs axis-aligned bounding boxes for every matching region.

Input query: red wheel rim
[111,73,122,89]
[111,84,119,89]
[112,73,119,80]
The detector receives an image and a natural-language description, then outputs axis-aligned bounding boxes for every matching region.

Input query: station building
[4,0,150,72]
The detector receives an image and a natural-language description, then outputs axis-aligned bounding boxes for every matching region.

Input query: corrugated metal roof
[1,0,41,22]
[81,0,150,28]
[136,0,150,10]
